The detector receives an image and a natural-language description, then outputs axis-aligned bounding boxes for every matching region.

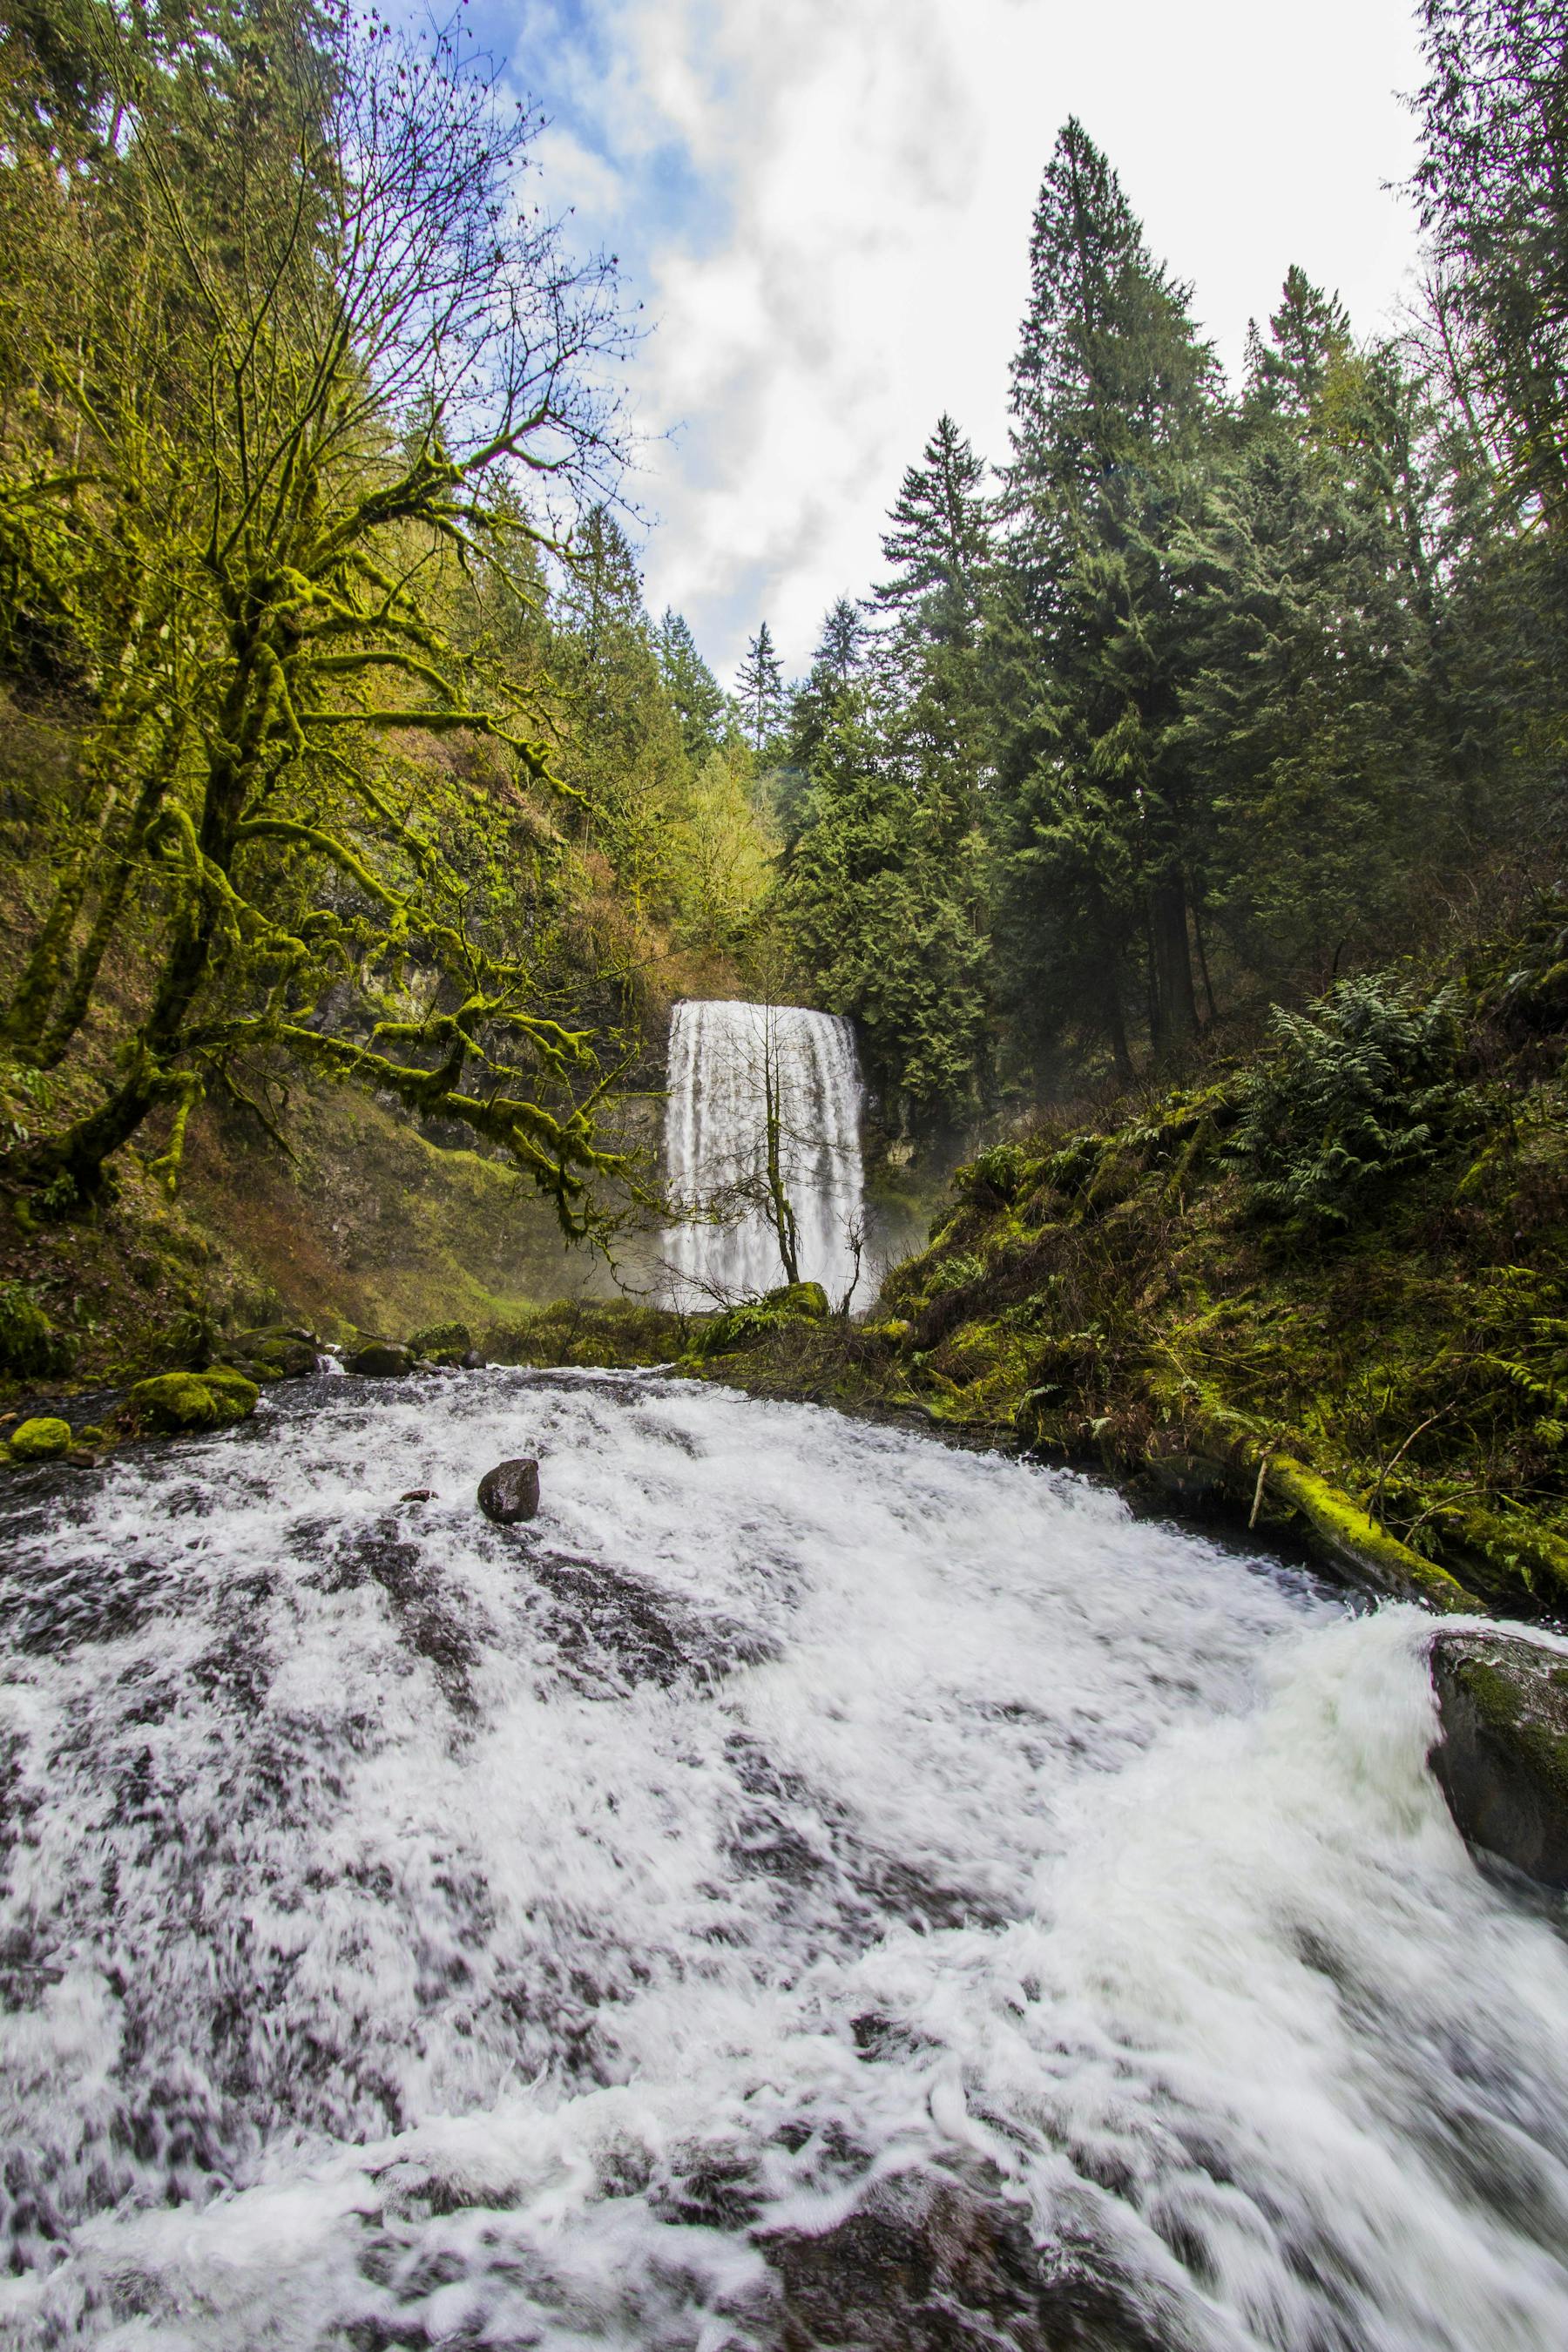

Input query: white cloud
[498,0,1427,680]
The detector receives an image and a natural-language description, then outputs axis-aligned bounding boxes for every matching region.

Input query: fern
[1230,976,1476,1237]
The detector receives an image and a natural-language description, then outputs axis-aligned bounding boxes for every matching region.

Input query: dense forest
[0,0,1563,1355]
[756,6,1565,1135]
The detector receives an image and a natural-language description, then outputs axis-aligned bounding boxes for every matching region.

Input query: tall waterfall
[663,999,865,1308]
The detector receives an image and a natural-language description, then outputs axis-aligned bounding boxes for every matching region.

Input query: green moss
[124,1369,259,1434]
[1450,1653,1568,1813]
[409,1321,473,1362]
[828,928,1568,1619]
[10,1415,72,1460]
[1263,1454,1479,1612]
[0,1281,72,1379]
[686,1281,834,1362]
[485,1299,685,1369]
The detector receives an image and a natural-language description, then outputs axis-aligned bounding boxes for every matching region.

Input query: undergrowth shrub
[0,1280,73,1379]
[1231,975,1477,1237]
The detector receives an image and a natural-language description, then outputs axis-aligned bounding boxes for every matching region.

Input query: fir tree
[1243,266,1353,421]
[875,414,993,647]
[655,610,727,760]
[992,118,1216,1067]
[736,620,785,751]
[1414,0,1568,528]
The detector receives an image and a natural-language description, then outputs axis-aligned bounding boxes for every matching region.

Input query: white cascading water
[663,999,865,1308]
[3,1371,1568,2349]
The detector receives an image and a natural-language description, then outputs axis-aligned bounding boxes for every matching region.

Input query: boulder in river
[478,1456,540,1524]
[227,1328,320,1381]
[9,1416,72,1461]
[409,1321,473,1365]
[124,1368,260,1434]
[1430,1630,1568,1889]
[346,1342,415,1377]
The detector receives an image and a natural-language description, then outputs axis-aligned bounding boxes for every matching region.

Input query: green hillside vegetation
[695,909,1568,1620]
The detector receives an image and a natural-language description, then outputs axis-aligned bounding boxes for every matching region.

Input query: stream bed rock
[477,1454,541,1523]
[1430,1629,1568,1889]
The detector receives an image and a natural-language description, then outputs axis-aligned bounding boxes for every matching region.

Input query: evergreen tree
[551,510,686,923]
[815,597,867,687]
[1415,0,1568,528]
[655,609,727,760]
[875,415,993,648]
[1243,266,1353,422]
[780,685,988,1129]
[736,620,785,751]
[782,598,869,787]
[992,118,1217,1070]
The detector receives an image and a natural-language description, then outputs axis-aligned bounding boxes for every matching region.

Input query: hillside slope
[702,905,1568,1624]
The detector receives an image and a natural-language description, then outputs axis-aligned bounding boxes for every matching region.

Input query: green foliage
[409,1321,473,1361]
[0,3,644,1232]
[656,611,728,760]
[958,1143,1033,1205]
[687,1280,828,1360]
[0,1279,71,1377]
[779,685,988,1129]
[1230,977,1477,1234]
[736,622,786,753]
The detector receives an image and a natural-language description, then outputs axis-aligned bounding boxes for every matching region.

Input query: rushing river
[3,1371,1567,2350]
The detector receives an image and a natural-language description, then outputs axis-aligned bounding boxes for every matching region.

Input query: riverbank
[692,906,1568,1625]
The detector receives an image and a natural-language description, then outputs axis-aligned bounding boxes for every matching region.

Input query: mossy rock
[408,1321,472,1363]
[10,1416,72,1460]
[346,1342,416,1377]
[691,1281,832,1360]
[124,1368,260,1434]
[1431,1632,1568,1889]
[229,1330,318,1381]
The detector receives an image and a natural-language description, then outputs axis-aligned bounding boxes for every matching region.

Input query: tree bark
[1149,868,1199,1057]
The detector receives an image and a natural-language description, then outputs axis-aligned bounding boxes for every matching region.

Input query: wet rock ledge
[1431,1631,1568,1890]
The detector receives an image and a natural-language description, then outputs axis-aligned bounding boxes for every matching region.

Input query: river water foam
[2,1372,1566,2349]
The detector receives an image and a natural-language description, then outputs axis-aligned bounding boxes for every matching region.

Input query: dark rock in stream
[1431,1631,1568,1889]
[346,1342,416,1377]
[760,2173,1179,2351]
[477,1456,540,1524]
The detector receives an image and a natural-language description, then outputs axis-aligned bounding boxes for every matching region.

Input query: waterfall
[663,998,865,1308]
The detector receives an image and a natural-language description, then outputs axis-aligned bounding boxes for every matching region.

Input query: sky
[465,0,1429,683]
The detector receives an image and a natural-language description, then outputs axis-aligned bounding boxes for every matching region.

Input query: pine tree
[1243,266,1353,421]
[655,609,727,760]
[736,620,785,751]
[1414,0,1568,528]
[992,118,1217,1069]
[875,415,992,647]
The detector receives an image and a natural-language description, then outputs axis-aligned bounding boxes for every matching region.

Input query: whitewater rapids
[2,1371,1567,2349]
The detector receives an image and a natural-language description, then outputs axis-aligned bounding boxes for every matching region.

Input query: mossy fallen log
[1137,1397,1484,1613]
[1261,1452,1479,1613]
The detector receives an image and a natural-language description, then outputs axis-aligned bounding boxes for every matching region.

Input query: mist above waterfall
[662,1001,865,1308]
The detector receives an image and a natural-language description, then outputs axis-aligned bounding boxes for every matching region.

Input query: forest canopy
[0,0,1563,1222]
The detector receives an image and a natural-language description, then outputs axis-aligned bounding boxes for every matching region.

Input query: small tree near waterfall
[759,1005,803,1288]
